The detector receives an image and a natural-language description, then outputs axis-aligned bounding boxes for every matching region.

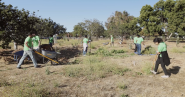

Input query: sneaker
[17,67,21,69]
[150,70,157,74]
[161,75,169,78]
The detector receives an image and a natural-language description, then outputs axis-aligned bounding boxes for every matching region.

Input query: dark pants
[134,43,137,52]
[49,42,53,47]
[154,57,168,75]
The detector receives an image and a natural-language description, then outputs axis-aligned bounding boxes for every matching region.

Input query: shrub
[95,48,112,56]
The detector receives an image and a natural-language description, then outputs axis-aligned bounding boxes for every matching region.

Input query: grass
[45,67,51,75]
[121,94,129,97]
[141,62,152,75]
[171,48,185,53]
[62,56,131,80]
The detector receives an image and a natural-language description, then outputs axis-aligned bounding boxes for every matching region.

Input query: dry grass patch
[171,47,185,53]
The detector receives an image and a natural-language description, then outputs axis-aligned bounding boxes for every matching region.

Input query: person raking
[17,32,39,69]
[150,38,170,78]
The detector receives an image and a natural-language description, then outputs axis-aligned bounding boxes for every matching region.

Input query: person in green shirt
[134,35,138,53]
[32,34,40,50]
[17,32,39,69]
[110,35,114,47]
[136,35,145,55]
[83,35,89,56]
[151,38,170,78]
[49,35,54,47]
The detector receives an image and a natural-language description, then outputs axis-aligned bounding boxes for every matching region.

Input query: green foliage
[95,48,112,56]
[0,1,66,48]
[111,49,125,54]
[118,82,127,90]
[141,46,156,55]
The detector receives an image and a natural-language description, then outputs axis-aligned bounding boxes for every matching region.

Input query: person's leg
[134,43,137,52]
[154,58,160,72]
[137,44,141,55]
[160,57,168,75]
[27,50,38,67]
[17,51,28,68]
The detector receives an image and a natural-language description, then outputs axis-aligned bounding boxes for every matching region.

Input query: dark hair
[50,35,53,37]
[153,38,163,43]
[85,35,87,38]
[137,35,140,37]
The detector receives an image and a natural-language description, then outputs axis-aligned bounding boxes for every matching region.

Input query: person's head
[85,35,87,38]
[137,35,140,37]
[153,38,163,45]
[28,32,35,38]
[50,35,53,37]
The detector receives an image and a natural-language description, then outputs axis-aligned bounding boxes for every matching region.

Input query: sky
[2,0,160,32]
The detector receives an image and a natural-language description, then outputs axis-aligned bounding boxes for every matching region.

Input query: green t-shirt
[83,38,88,43]
[111,37,114,42]
[134,37,138,43]
[158,42,167,57]
[49,37,54,43]
[136,37,143,44]
[24,36,32,51]
[32,36,40,47]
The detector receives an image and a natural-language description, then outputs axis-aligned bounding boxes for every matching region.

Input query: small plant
[111,49,125,54]
[135,72,142,75]
[54,82,59,88]
[45,67,50,75]
[121,94,129,97]
[27,82,34,88]
[118,83,127,90]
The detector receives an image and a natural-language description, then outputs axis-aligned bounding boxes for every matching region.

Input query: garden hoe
[151,54,158,70]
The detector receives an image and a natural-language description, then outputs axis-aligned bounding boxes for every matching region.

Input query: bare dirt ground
[0,39,185,97]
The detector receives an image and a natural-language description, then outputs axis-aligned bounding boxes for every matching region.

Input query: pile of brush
[141,46,156,55]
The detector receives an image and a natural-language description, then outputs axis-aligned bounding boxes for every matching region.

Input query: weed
[118,82,127,90]
[135,72,142,75]
[95,48,112,56]
[0,79,11,87]
[45,67,50,75]
[54,82,59,88]
[111,49,125,54]
[27,82,35,88]
[121,94,129,97]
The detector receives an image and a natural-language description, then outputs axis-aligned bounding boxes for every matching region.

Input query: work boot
[150,70,157,74]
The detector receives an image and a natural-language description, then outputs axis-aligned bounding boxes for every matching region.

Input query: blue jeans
[137,44,141,55]
[17,50,38,68]
[83,47,88,55]
[49,42,53,47]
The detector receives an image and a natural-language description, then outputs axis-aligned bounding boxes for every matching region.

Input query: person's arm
[25,42,32,49]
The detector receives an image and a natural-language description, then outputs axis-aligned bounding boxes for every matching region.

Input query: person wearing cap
[136,35,145,55]
[150,38,170,78]
[17,32,39,69]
